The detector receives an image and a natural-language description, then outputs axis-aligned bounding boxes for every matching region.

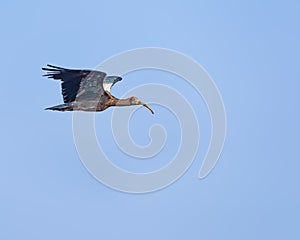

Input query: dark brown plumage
[42,64,154,114]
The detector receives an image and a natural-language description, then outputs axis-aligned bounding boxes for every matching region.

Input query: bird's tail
[45,103,72,111]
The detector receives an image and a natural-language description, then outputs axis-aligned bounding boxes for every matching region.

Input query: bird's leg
[105,90,113,99]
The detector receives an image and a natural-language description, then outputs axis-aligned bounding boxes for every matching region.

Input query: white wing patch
[103,83,113,92]
[102,76,122,93]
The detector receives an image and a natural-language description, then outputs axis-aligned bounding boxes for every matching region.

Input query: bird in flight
[42,64,154,114]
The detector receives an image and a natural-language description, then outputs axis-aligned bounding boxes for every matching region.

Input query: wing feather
[42,64,107,103]
[103,76,122,93]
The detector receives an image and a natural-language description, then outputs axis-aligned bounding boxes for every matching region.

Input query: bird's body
[42,65,154,114]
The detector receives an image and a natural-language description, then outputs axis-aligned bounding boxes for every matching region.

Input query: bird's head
[129,96,154,114]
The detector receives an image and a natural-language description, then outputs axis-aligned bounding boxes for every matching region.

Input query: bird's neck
[112,98,131,106]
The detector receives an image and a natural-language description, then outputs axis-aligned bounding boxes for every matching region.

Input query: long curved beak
[142,103,154,114]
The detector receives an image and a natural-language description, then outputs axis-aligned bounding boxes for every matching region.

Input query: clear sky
[1,0,299,239]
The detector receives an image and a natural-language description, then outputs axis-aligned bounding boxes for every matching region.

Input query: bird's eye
[129,97,136,104]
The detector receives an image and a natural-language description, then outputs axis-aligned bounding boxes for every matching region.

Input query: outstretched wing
[42,64,107,103]
[103,76,122,93]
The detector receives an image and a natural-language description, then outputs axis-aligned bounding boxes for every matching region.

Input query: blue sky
[1,0,299,239]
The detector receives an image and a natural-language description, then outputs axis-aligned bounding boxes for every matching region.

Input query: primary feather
[42,64,107,103]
